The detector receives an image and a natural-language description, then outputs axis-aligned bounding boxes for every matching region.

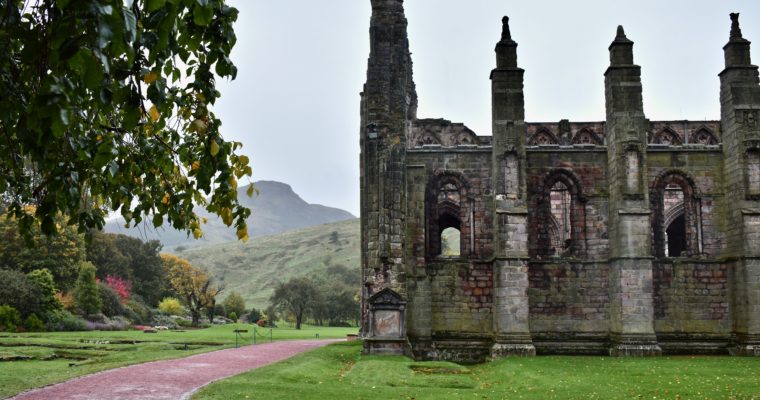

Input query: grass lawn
[0,324,356,399]
[194,341,760,400]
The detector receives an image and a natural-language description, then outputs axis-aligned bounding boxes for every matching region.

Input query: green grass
[0,324,356,399]
[194,341,760,400]
[181,219,359,309]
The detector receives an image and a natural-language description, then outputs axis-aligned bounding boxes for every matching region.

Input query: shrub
[44,310,87,332]
[158,297,184,316]
[24,314,45,331]
[26,269,62,315]
[56,292,77,312]
[103,275,131,302]
[0,305,21,332]
[228,312,238,322]
[150,314,179,330]
[248,308,262,324]
[213,303,226,320]
[124,299,152,324]
[256,319,267,327]
[223,292,246,318]
[74,262,101,315]
[99,283,125,318]
[85,316,131,331]
[0,270,42,318]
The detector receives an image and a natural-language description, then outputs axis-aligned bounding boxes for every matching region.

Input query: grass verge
[193,341,760,400]
[0,324,356,399]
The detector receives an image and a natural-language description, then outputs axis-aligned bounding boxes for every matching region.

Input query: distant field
[180,219,359,309]
[0,324,356,399]
[195,341,760,400]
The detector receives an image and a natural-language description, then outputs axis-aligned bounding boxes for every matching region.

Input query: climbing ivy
[0,0,251,241]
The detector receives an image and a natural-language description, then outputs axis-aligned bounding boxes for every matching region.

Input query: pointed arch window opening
[530,170,587,258]
[426,174,469,259]
[651,174,702,258]
[550,181,572,252]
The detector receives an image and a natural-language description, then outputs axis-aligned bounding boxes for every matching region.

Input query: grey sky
[214,1,760,217]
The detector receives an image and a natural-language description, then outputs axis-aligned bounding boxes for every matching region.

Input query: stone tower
[603,26,661,356]
[490,17,535,357]
[359,0,417,354]
[719,14,760,356]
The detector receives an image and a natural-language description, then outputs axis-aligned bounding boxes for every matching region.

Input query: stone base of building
[532,332,609,355]
[491,334,536,358]
[609,334,662,356]
[657,333,731,355]
[363,338,407,356]
[729,334,760,356]
[491,343,536,358]
[730,345,760,356]
[407,335,493,363]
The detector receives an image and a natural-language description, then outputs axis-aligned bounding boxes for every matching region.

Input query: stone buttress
[720,14,760,356]
[604,26,662,356]
[490,17,536,357]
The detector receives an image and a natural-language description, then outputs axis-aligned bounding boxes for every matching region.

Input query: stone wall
[361,2,760,360]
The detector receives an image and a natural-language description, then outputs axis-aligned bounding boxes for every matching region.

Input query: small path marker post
[233,329,248,348]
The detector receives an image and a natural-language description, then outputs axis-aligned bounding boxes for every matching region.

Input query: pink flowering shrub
[103,275,132,303]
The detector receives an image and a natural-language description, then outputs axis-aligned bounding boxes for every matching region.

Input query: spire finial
[616,25,626,40]
[730,13,743,39]
[501,16,512,41]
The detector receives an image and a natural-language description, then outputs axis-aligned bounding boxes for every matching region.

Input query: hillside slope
[104,181,355,250]
[178,218,360,309]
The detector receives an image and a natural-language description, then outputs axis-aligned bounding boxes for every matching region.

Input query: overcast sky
[214,1,760,217]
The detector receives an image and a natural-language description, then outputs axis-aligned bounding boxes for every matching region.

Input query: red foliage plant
[104,275,132,303]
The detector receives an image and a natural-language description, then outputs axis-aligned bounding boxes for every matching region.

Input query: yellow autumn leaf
[161,193,170,205]
[229,176,237,190]
[239,155,249,166]
[192,228,203,239]
[190,119,207,133]
[144,72,158,84]
[96,134,103,141]
[246,184,255,197]
[149,105,160,122]
[191,161,200,171]
[236,227,249,242]
[221,207,233,226]
[209,140,220,156]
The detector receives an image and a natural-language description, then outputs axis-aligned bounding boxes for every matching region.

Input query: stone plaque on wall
[373,310,402,337]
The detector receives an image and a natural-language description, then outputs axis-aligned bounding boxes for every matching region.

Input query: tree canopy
[0,0,252,241]
[86,231,164,305]
[161,253,221,325]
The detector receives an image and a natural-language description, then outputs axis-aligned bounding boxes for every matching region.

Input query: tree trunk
[295,310,302,330]
[191,309,201,326]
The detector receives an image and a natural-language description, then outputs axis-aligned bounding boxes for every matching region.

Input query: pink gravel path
[11,339,341,400]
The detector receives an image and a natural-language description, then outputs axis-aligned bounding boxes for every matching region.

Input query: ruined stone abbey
[360,0,760,361]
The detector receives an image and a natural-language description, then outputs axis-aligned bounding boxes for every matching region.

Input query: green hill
[177,218,360,309]
[104,181,356,251]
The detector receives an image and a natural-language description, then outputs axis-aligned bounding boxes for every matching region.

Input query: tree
[222,291,245,319]
[0,0,252,242]
[247,308,262,324]
[162,253,222,325]
[87,232,165,305]
[0,213,86,290]
[74,261,102,315]
[26,268,63,316]
[269,277,319,330]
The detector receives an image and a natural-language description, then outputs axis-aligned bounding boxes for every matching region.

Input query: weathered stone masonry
[360,0,760,361]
